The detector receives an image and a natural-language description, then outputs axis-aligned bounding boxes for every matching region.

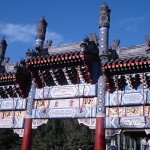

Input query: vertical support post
[22,83,35,150]
[95,117,105,150]
[133,139,136,150]
[117,134,120,150]
[22,118,32,150]
[105,143,108,150]
[95,3,111,150]
[129,137,132,149]
[123,134,126,150]
[140,138,144,150]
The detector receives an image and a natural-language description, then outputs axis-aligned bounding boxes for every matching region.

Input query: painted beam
[34,97,97,108]
[32,97,97,118]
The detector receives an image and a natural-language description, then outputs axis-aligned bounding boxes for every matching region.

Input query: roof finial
[35,17,48,49]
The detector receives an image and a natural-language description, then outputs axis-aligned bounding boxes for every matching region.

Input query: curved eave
[0,73,16,85]
[26,51,85,69]
[103,57,150,75]
[0,69,31,98]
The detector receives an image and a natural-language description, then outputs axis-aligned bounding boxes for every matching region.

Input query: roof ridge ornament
[145,35,150,46]
[0,37,7,62]
[110,39,120,50]
[44,40,52,48]
[145,35,150,54]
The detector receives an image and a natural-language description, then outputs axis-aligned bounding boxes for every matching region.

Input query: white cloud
[46,31,64,45]
[0,23,35,42]
[0,22,63,45]
[119,15,150,32]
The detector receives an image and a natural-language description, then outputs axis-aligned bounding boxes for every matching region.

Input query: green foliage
[0,128,21,150]
[31,119,94,150]
[0,119,94,150]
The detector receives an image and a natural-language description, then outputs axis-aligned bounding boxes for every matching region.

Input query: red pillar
[21,118,32,150]
[95,117,105,150]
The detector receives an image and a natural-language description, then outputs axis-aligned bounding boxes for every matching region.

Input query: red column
[21,118,32,150]
[95,117,105,150]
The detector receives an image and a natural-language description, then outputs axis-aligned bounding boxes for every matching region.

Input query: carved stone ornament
[145,35,150,55]
[141,138,150,147]
[78,118,96,129]
[111,39,120,50]
[145,35,150,47]
[99,3,111,28]
[105,129,121,139]
[44,40,52,48]
[13,129,24,137]
[1,57,10,66]
[32,119,48,129]
[145,129,150,135]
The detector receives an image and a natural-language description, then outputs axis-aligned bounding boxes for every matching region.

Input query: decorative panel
[0,98,27,110]
[105,116,148,128]
[0,111,26,119]
[32,107,96,118]
[0,118,24,128]
[32,119,48,129]
[13,129,24,137]
[105,89,149,106]
[35,84,97,99]
[105,129,121,139]
[106,106,150,117]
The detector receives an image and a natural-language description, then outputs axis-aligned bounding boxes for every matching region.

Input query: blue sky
[0,0,150,63]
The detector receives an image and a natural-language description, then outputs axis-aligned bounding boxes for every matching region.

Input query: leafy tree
[0,119,95,150]
[32,119,66,150]
[0,128,21,150]
[31,119,94,150]
[63,119,94,150]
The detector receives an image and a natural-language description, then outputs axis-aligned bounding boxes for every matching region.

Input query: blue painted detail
[125,85,130,90]
[137,84,142,90]
[145,117,150,128]
[26,83,36,118]
[97,75,106,116]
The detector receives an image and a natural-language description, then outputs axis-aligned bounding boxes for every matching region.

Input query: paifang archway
[0,2,149,150]
[0,17,101,150]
